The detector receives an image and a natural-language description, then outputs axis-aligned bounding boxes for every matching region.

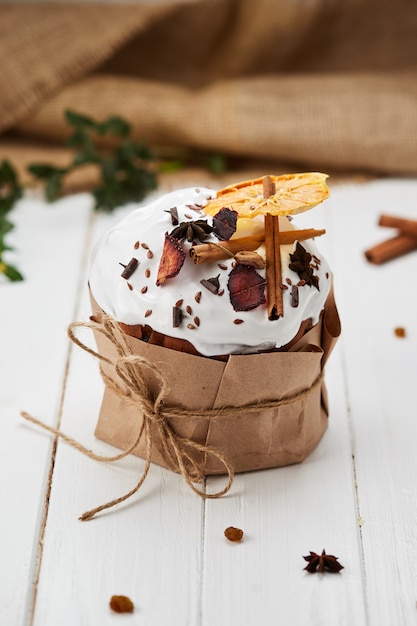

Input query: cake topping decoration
[291,284,299,307]
[156,233,186,285]
[200,274,221,294]
[170,219,213,243]
[212,207,238,240]
[120,257,139,279]
[165,206,179,225]
[227,264,266,312]
[204,173,329,321]
[172,305,184,328]
[289,242,320,289]
[234,250,265,269]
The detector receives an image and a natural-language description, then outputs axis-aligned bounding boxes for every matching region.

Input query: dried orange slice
[204,172,329,218]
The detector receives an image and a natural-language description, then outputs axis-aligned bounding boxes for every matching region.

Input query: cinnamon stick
[364,234,417,264]
[190,235,263,264]
[379,214,417,238]
[265,214,283,319]
[190,229,325,264]
[263,176,284,319]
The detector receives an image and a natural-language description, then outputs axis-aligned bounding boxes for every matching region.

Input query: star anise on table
[170,219,213,243]
[289,242,320,290]
[303,549,344,573]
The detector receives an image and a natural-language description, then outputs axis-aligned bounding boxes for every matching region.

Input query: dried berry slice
[156,233,186,286]
[212,207,238,240]
[227,264,266,311]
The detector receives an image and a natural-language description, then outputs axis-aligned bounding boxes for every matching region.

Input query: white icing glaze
[89,187,331,356]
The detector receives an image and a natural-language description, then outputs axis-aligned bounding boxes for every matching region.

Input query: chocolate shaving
[120,257,139,279]
[172,306,184,328]
[289,242,320,290]
[200,274,221,294]
[165,207,179,225]
[227,264,266,312]
[212,208,238,241]
[291,284,299,307]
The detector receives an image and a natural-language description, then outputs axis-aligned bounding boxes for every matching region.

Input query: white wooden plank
[322,179,417,626]
[8,178,417,626]
[32,206,205,626]
[202,339,366,626]
[0,193,93,626]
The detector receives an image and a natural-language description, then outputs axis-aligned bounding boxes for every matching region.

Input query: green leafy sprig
[28,110,158,212]
[0,160,24,281]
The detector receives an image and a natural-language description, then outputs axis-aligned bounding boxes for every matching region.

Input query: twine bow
[22,314,234,521]
[21,313,324,521]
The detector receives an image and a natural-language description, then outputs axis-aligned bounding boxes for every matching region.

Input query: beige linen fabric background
[1,0,417,186]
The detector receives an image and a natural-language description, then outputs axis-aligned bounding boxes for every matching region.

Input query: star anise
[303,549,344,573]
[289,242,320,290]
[170,219,213,243]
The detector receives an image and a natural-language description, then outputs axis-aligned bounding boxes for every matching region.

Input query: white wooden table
[2,178,417,626]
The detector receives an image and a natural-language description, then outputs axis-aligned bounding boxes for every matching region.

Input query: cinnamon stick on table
[364,234,417,264]
[263,176,284,319]
[378,214,417,238]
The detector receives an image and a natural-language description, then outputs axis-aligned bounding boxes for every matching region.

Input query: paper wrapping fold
[91,287,340,475]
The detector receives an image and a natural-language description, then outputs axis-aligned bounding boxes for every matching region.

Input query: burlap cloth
[1,0,417,187]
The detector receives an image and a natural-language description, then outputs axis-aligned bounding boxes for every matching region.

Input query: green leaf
[0,160,19,185]
[206,152,227,175]
[159,158,185,173]
[65,109,96,129]
[45,173,63,202]
[28,163,64,179]
[71,150,100,167]
[2,263,24,282]
[97,116,131,137]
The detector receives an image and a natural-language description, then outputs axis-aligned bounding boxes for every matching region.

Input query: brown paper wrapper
[90,287,340,475]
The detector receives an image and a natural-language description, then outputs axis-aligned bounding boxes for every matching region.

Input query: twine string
[21,313,323,520]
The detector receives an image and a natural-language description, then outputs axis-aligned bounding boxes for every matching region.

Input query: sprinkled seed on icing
[141,286,148,294]
[141,243,149,250]
[147,250,154,259]
[145,309,152,317]
[194,316,200,327]
[187,323,196,330]
[186,305,193,315]
[127,282,133,290]
[286,277,292,285]
[194,291,202,303]
[134,241,140,249]
[218,289,224,296]
[218,263,228,270]
[175,299,184,307]
[233,319,244,324]
[145,268,151,278]
[280,284,289,290]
